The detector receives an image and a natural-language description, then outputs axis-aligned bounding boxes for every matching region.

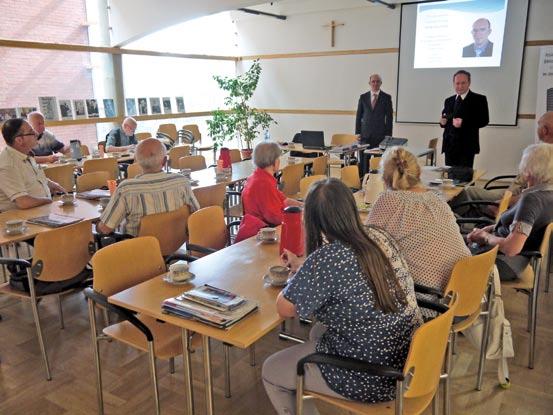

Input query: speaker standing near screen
[439,70,489,168]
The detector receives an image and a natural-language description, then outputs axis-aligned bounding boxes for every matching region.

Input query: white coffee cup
[169,261,190,282]
[442,178,454,188]
[260,227,277,240]
[6,219,25,234]
[268,265,290,285]
[61,193,74,205]
[99,197,111,209]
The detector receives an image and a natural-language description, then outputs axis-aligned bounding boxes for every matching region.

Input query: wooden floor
[0,273,552,414]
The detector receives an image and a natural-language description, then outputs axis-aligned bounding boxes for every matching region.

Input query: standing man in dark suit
[440,70,489,167]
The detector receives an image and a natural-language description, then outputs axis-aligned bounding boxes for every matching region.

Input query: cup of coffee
[169,261,191,282]
[61,193,75,205]
[268,265,290,285]
[99,197,111,209]
[441,178,454,188]
[6,219,25,234]
[260,227,277,241]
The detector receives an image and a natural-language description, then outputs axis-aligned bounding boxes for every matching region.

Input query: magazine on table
[76,189,111,199]
[27,214,83,228]
[162,295,258,329]
[180,284,246,311]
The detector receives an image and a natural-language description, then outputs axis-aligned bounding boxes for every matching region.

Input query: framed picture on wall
[176,97,185,113]
[16,107,37,118]
[38,96,59,121]
[73,100,87,119]
[150,98,162,114]
[59,100,74,120]
[138,98,148,115]
[125,98,137,116]
[162,97,172,114]
[103,99,116,118]
[0,108,17,121]
[86,99,99,118]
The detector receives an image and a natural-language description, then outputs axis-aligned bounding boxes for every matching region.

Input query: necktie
[371,94,378,109]
[453,95,462,114]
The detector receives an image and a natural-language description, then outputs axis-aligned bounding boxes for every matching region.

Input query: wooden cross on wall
[323,20,344,48]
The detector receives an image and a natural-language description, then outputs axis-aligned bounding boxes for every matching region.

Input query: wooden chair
[188,206,229,256]
[157,123,178,143]
[427,138,438,166]
[76,171,109,192]
[0,221,93,380]
[502,223,553,368]
[178,155,206,172]
[82,158,119,181]
[84,237,184,415]
[331,134,358,147]
[43,164,75,193]
[299,175,326,199]
[341,165,361,190]
[80,144,91,156]
[193,183,227,209]
[135,132,151,141]
[182,124,213,154]
[296,294,458,415]
[138,206,191,257]
[168,145,191,169]
[280,163,305,197]
[311,155,328,176]
[455,191,513,234]
[229,149,242,163]
[127,163,143,179]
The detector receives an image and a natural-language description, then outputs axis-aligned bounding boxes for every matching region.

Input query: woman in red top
[236,142,302,241]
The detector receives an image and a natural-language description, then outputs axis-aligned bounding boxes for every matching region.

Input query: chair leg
[88,299,104,415]
[147,341,161,415]
[477,281,494,390]
[249,345,256,367]
[432,390,440,415]
[30,297,52,381]
[296,374,305,415]
[102,308,110,327]
[169,357,175,374]
[442,332,453,415]
[527,294,532,333]
[57,294,64,330]
[224,343,231,398]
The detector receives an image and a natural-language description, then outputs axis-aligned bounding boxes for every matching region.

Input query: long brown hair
[303,178,407,313]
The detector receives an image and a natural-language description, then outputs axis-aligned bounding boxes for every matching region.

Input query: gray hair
[519,143,553,185]
[253,142,281,168]
[27,111,44,121]
[135,138,166,171]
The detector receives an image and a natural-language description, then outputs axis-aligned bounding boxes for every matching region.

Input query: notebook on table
[27,214,84,228]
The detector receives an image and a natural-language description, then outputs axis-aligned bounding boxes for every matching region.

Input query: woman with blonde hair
[367,146,470,292]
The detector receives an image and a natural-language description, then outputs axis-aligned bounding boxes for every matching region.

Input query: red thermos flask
[279,206,304,257]
[219,147,232,169]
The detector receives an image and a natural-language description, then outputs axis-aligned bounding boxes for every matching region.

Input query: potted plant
[207,60,275,159]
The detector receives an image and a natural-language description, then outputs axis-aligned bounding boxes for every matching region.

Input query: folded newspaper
[76,189,111,200]
[27,213,83,228]
[181,284,246,311]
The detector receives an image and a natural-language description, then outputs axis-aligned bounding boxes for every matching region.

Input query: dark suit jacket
[440,90,489,159]
[462,41,493,57]
[355,90,393,146]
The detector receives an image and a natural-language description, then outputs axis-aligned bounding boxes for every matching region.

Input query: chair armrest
[94,231,133,248]
[414,283,443,298]
[483,175,516,190]
[518,250,542,259]
[296,353,404,380]
[84,287,154,342]
[456,218,495,226]
[484,186,510,191]
[450,200,499,211]
[0,257,31,268]
[165,253,200,264]
[187,243,217,255]
[417,298,450,314]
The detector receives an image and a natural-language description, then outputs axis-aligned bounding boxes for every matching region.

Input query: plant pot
[241,149,253,160]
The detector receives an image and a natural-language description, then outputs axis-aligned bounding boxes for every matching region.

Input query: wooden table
[40,152,134,169]
[109,232,285,415]
[364,146,436,165]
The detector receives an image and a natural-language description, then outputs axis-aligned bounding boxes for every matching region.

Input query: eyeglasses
[16,132,37,138]
[472,28,489,33]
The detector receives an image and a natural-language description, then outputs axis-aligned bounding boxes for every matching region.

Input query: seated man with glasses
[27,111,70,163]
[0,118,66,211]
[105,117,138,153]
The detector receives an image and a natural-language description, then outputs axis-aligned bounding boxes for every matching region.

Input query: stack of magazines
[162,284,258,329]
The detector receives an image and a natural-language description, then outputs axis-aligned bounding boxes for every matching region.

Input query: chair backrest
[43,164,75,193]
[402,294,458,402]
[445,246,498,317]
[76,171,110,192]
[178,155,206,171]
[138,205,191,257]
[331,134,358,147]
[369,156,381,172]
[495,190,512,221]
[299,175,326,199]
[538,223,553,277]
[340,165,361,190]
[168,145,191,169]
[428,138,438,150]
[92,236,166,296]
[33,221,93,282]
[311,155,328,176]
[80,144,90,156]
[280,163,305,196]
[426,138,439,166]
[182,124,201,144]
[229,149,242,163]
[157,123,178,142]
[135,132,151,141]
[82,158,119,180]
[193,183,227,209]
[188,206,228,253]
[97,141,106,153]
[126,163,143,179]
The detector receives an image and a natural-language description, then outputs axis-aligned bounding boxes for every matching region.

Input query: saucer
[263,274,288,287]
[59,201,77,207]
[440,184,456,190]
[4,226,28,236]
[163,272,195,285]
[257,234,278,244]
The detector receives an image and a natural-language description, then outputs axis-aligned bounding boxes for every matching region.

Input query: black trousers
[444,151,475,168]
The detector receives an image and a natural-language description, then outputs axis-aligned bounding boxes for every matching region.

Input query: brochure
[28,214,83,228]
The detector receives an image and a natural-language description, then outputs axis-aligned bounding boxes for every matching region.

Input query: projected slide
[414,0,508,69]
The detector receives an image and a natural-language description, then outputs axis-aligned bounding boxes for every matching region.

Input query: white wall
[234,0,553,177]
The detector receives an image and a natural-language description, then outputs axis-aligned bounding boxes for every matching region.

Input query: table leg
[202,335,214,415]
[181,328,194,415]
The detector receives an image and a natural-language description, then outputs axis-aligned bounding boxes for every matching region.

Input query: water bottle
[264,129,270,141]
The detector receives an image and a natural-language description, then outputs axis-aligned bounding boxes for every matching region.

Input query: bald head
[537,112,553,144]
[27,111,46,134]
[135,138,166,172]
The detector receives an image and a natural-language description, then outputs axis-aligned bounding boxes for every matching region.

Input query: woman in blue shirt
[262,178,422,415]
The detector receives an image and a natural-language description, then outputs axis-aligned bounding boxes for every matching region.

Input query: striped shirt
[100,171,199,236]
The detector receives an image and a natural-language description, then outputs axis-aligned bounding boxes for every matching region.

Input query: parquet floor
[0,273,552,415]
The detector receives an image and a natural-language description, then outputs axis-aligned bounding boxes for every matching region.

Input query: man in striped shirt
[97,138,199,236]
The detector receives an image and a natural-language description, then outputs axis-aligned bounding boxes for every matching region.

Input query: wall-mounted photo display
[59,100,74,120]
[162,97,172,114]
[175,97,185,113]
[138,98,148,115]
[73,100,87,119]
[38,96,59,120]
[125,98,137,116]
[0,108,17,121]
[86,99,99,118]
[150,98,162,114]
[16,107,37,118]
[103,99,116,118]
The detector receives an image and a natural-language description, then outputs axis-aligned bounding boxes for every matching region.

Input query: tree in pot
[207,60,275,159]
